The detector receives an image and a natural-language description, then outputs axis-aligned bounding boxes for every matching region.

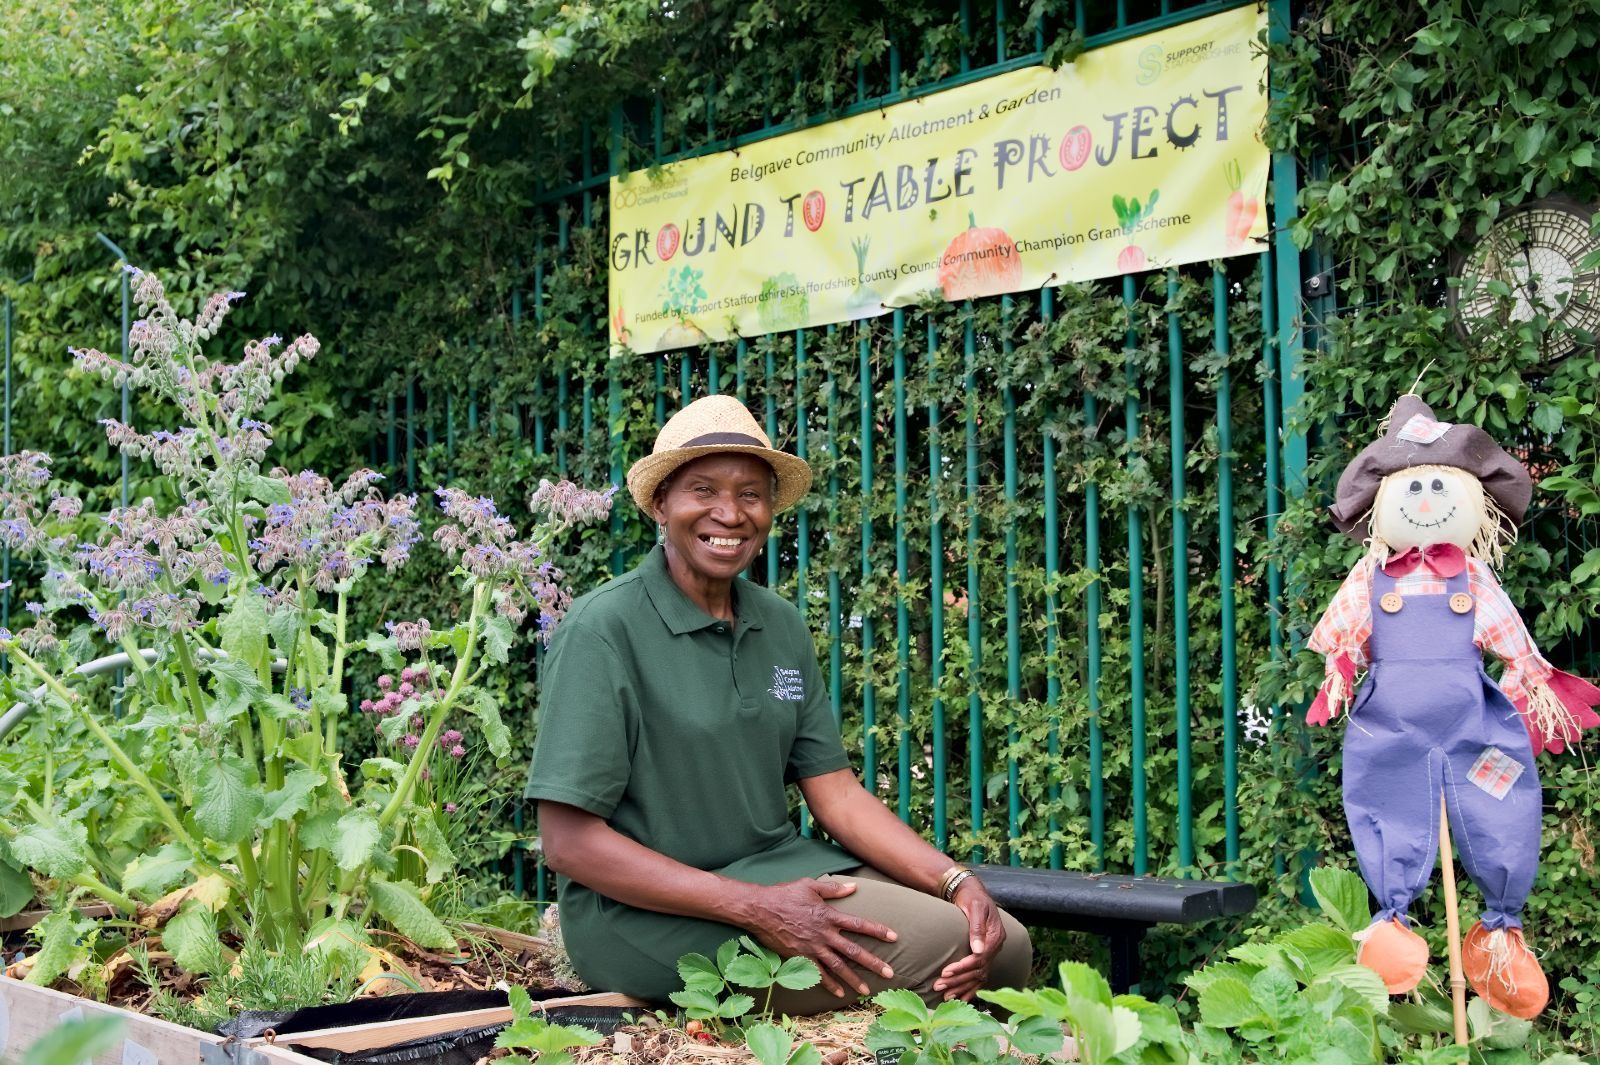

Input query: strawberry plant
[493,985,603,1065]
[671,936,823,1033]
[0,269,614,987]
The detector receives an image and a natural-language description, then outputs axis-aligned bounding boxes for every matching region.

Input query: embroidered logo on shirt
[769,666,804,701]
[1468,746,1524,800]
[1397,413,1451,443]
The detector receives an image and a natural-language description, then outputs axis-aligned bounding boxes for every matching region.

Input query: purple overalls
[1343,567,1542,932]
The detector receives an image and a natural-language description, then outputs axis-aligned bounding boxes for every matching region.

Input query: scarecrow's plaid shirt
[1307,555,1552,706]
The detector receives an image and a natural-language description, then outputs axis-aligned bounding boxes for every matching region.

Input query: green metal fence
[457,0,1313,893]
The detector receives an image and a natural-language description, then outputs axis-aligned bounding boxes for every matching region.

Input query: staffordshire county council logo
[1136,43,1164,85]
[770,666,804,701]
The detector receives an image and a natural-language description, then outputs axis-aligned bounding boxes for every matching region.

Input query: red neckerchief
[1381,542,1467,578]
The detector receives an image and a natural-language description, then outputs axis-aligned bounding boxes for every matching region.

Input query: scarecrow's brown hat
[1329,394,1533,538]
[625,395,812,516]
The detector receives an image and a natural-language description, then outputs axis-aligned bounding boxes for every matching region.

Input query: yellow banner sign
[608,4,1268,354]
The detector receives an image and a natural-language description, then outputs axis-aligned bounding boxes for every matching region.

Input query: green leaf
[746,1022,791,1065]
[724,953,777,988]
[480,613,517,664]
[333,806,384,871]
[668,989,719,1017]
[470,689,511,758]
[1198,973,1264,1028]
[0,856,34,918]
[1323,963,1390,1013]
[219,590,269,668]
[163,900,222,974]
[719,993,755,1019]
[240,472,293,506]
[206,657,266,726]
[261,768,326,825]
[1007,1014,1065,1055]
[1387,999,1454,1034]
[25,907,91,987]
[873,988,931,1030]
[787,1043,822,1065]
[407,806,458,884]
[715,937,742,974]
[1249,967,1298,1028]
[1514,122,1546,165]
[123,843,193,898]
[1278,922,1356,975]
[1058,960,1114,1009]
[677,951,723,993]
[21,1015,125,1065]
[10,820,90,879]
[190,752,264,846]
[773,955,821,990]
[367,877,457,950]
[1308,867,1370,933]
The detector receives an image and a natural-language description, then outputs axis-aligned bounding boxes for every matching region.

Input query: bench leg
[1103,923,1146,995]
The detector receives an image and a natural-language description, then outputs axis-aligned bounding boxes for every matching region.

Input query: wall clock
[1451,195,1600,358]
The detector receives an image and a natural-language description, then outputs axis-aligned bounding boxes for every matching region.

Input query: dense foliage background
[3,0,1598,1049]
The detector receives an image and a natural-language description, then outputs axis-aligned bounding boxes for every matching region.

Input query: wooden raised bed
[2,974,646,1065]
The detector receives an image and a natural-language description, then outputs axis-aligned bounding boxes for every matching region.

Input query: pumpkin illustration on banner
[938,211,1023,301]
[1305,392,1600,1020]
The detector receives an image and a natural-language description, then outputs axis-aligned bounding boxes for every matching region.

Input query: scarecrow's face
[1372,464,1485,553]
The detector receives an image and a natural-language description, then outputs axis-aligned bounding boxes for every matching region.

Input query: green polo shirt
[525,546,859,997]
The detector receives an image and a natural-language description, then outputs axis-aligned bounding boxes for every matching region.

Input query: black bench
[973,865,1257,994]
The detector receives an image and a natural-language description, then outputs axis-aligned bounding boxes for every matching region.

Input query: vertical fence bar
[736,339,748,403]
[1041,288,1062,869]
[766,344,779,587]
[827,332,844,736]
[1085,382,1104,870]
[557,210,571,476]
[927,317,948,850]
[1167,269,1193,872]
[858,326,877,790]
[405,378,417,491]
[680,354,692,410]
[1002,297,1021,864]
[709,350,721,394]
[1215,265,1240,872]
[1123,274,1147,876]
[796,329,811,838]
[608,107,625,577]
[963,304,983,862]
[893,310,912,822]
[1260,249,1286,881]
[387,395,398,471]
[654,356,667,428]
[2,290,12,640]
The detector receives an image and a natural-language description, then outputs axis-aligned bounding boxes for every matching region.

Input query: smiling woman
[524,396,1030,1014]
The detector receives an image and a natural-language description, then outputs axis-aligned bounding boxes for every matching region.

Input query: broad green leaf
[21,1015,125,1065]
[360,757,407,784]
[282,731,328,769]
[0,856,34,918]
[1323,963,1390,1013]
[241,472,293,506]
[677,951,723,993]
[1278,922,1356,975]
[407,806,458,884]
[667,989,719,1016]
[1249,967,1298,1028]
[724,952,777,988]
[1059,960,1114,1009]
[715,937,741,974]
[191,752,264,845]
[1386,1000,1453,1035]
[163,900,222,974]
[378,706,417,743]
[205,660,262,727]
[333,806,383,871]
[261,768,325,825]
[746,1022,791,1065]
[1109,1003,1142,1055]
[367,877,457,950]
[872,987,931,1031]
[507,984,534,1019]
[978,987,1053,1019]
[266,603,303,656]
[480,613,517,664]
[1198,973,1264,1028]
[219,590,269,668]
[1063,999,1117,1065]
[1308,867,1370,934]
[10,820,89,879]
[25,907,91,987]
[470,689,511,758]
[497,1020,601,1054]
[773,955,821,990]
[304,917,371,972]
[787,1042,822,1065]
[364,634,403,669]
[1007,1014,1065,1055]
[719,993,755,1019]
[123,843,193,898]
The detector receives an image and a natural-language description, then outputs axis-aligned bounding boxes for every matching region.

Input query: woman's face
[652,453,775,586]
[1373,464,1484,553]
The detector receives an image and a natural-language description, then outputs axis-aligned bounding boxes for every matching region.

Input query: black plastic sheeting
[218,989,637,1065]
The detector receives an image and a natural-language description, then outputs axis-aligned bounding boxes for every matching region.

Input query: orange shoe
[1355,917,1429,994]
[1463,922,1549,1020]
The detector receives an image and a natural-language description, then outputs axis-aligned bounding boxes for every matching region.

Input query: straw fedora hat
[626,395,813,516]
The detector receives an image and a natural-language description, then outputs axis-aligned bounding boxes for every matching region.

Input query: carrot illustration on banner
[1223,159,1260,252]
[1112,190,1160,274]
[938,211,1022,300]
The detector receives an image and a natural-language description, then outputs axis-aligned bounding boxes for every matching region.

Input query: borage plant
[0,268,613,987]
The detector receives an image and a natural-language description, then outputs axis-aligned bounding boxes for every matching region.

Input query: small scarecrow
[1306,393,1600,1019]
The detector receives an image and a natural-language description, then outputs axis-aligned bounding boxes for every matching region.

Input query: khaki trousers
[761,866,1033,1016]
